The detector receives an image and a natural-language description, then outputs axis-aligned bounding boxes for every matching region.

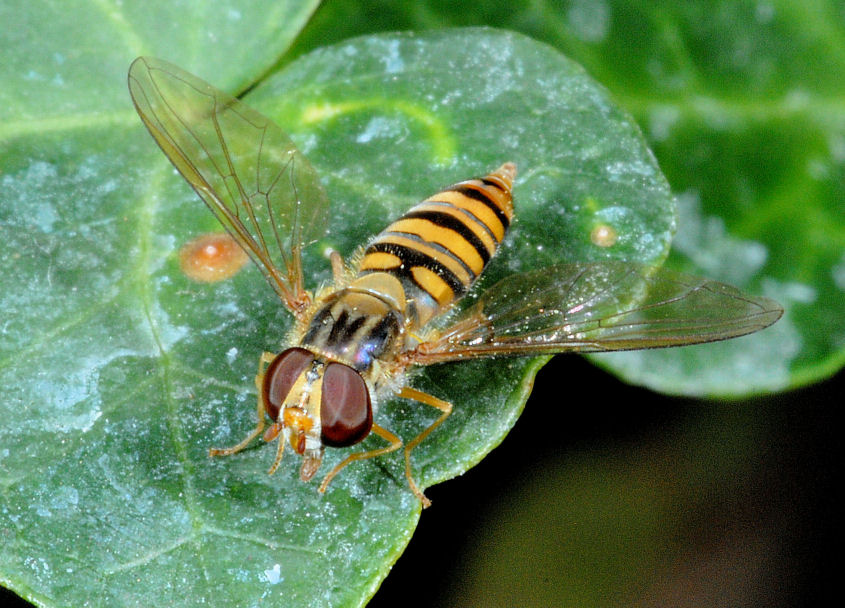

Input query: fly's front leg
[209,351,277,458]
[318,424,403,493]
[397,386,454,508]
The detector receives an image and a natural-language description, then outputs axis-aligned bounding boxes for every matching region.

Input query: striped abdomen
[359,163,516,327]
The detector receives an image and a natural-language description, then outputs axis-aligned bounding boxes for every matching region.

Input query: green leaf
[0,0,320,121]
[292,0,844,395]
[1,19,679,608]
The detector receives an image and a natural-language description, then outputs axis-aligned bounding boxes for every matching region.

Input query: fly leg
[397,386,453,508]
[209,351,277,458]
[318,424,403,494]
[329,249,346,286]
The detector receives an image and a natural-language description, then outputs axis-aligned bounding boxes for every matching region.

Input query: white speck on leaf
[264,563,282,584]
[383,39,404,73]
[226,347,239,364]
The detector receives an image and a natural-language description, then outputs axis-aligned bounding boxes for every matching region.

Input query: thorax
[299,273,408,374]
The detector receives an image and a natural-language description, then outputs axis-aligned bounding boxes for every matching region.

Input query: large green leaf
[1,15,681,608]
[291,0,843,396]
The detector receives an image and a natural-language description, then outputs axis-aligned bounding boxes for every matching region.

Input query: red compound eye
[261,348,314,420]
[320,363,372,447]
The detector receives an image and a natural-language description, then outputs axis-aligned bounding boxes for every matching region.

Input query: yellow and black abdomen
[359,163,516,326]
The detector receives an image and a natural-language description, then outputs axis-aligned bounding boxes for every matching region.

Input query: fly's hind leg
[209,351,277,458]
[397,386,453,509]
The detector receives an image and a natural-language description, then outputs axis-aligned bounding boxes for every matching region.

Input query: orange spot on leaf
[179,233,248,282]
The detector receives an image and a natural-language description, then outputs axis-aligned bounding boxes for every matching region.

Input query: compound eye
[262,348,314,420]
[320,363,372,447]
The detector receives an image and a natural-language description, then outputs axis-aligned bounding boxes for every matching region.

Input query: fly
[128,57,783,507]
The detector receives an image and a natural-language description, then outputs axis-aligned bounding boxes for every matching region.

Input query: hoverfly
[128,57,783,508]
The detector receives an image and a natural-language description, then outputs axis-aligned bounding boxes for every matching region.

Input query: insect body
[128,57,783,507]
[214,164,515,506]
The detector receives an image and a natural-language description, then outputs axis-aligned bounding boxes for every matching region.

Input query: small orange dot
[590,224,618,248]
[179,233,249,282]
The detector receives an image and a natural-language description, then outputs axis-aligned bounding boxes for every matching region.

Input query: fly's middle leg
[397,386,454,508]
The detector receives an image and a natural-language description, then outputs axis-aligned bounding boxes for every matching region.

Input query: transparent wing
[407,262,783,365]
[128,56,329,314]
